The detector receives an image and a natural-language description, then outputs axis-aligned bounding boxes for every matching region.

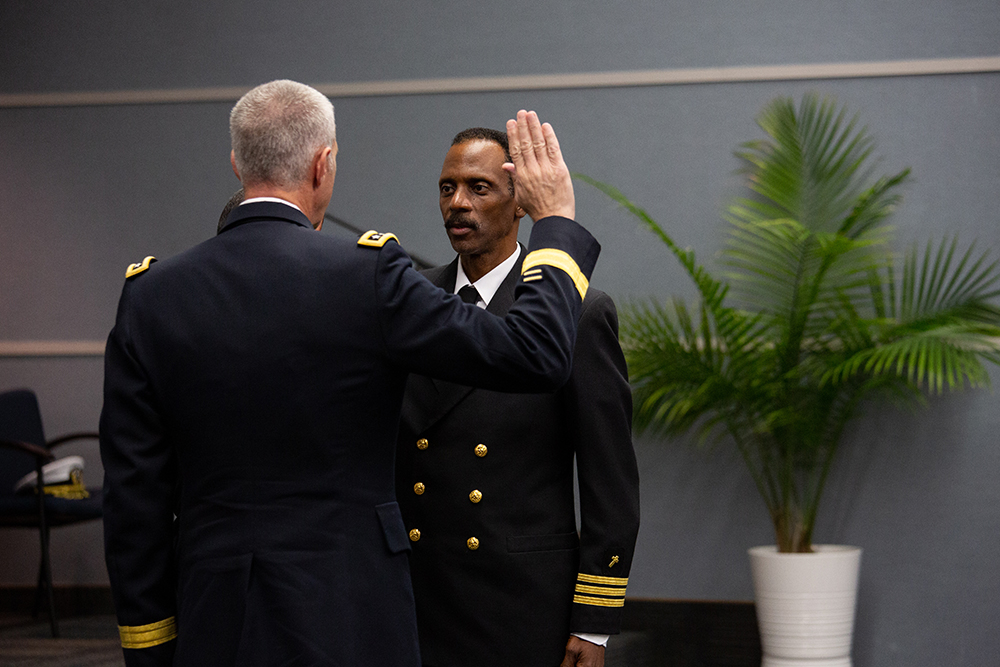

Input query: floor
[0,614,654,666]
[0,615,123,667]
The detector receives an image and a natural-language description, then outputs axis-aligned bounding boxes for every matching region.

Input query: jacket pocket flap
[375,501,411,554]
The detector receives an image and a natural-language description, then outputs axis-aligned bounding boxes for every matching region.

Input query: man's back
[105,204,421,664]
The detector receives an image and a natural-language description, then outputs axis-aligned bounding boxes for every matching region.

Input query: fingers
[525,110,547,160]
[507,110,549,160]
[504,109,575,221]
[516,110,541,172]
[506,117,522,168]
[542,121,563,163]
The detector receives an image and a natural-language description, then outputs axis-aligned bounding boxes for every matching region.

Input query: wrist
[529,206,575,221]
[571,632,609,647]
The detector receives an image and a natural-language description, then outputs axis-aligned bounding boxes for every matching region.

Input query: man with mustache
[396,128,640,667]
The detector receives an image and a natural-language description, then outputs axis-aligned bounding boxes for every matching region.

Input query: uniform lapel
[483,244,524,317]
[405,247,524,434]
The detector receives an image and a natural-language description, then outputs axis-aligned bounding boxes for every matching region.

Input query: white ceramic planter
[748,545,862,667]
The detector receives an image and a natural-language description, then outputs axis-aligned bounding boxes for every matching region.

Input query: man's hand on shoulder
[503,110,575,222]
[560,635,605,667]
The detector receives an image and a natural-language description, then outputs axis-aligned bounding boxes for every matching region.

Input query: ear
[515,206,526,220]
[230,151,241,181]
[313,146,333,188]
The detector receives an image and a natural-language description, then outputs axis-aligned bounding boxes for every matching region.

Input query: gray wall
[2,2,998,665]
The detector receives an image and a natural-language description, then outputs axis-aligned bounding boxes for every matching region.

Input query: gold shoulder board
[358,230,399,248]
[125,256,156,278]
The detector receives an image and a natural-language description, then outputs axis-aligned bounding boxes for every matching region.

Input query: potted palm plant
[579,93,1000,666]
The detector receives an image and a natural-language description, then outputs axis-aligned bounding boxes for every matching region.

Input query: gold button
[469,490,482,504]
[474,444,488,457]
[417,438,429,450]
[413,482,425,495]
[467,537,480,550]
[409,529,421,542]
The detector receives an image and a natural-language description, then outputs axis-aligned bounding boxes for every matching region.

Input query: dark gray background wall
[1,2,998,665]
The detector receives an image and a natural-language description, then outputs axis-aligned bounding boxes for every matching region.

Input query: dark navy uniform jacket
[397,249,639,666]
[99,201,599,667]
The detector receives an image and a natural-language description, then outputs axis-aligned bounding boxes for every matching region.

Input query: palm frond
[573,173,729,312]
[832,330,999,392]
[579,92,1000,553]
[902,238,1000,321]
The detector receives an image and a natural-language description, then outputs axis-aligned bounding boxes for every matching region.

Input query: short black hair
[451,127,513,195]
[451,127,511,163]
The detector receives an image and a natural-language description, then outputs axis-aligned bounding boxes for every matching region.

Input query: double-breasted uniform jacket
[99,202,600,667]
[396,246,640,667]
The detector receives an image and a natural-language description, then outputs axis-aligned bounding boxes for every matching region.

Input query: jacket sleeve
[564,291,640,635]
[100,282,178,667]
[378,216,601,392]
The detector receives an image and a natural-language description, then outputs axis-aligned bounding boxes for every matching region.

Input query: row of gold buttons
[415,438,489,458]
[408,529,480,551]
[413,482,481,504]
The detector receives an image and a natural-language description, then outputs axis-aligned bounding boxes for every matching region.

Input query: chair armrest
[47,432,100,449]
[0,438,55,462]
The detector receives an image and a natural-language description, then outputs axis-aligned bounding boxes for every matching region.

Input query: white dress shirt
[453,245,521,308]
[240,196,303,213]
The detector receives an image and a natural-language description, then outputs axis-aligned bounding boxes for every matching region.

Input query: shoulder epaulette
[125,256,156,279]
[358,230,399,248]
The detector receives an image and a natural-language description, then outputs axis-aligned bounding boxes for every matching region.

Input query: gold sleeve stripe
[522,268,543,276]
[575,583,627,597]
[523,275,542,282]
[577,573,629,586]
[522,249,588,300]
[574,594,626,608]
[118,616,177,649]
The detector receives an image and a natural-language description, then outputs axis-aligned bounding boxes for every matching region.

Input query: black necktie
[458,285,481,305]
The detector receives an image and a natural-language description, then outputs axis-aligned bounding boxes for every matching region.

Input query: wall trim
[1,56,998,108]
[3,334,997,359]
[0,340,105,358]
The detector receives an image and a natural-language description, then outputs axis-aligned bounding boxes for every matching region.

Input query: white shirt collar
[240,196,303,214]
[454,245,522,309]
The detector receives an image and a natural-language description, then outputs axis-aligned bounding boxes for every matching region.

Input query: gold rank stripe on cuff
[574,594,626,608]
[521,249,589,300]
[577,573,628,586]
[118,616,178,649]
[574,572,627,608]
[575,583,627,596]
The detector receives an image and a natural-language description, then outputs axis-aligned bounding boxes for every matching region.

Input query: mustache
[444,214,478,229]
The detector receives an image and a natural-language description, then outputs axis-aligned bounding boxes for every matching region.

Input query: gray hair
[229,80,336,189]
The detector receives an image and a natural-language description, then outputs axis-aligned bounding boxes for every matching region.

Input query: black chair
[0,388,103,637]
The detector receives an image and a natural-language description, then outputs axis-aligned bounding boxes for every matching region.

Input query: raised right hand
[503,110,575,221]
